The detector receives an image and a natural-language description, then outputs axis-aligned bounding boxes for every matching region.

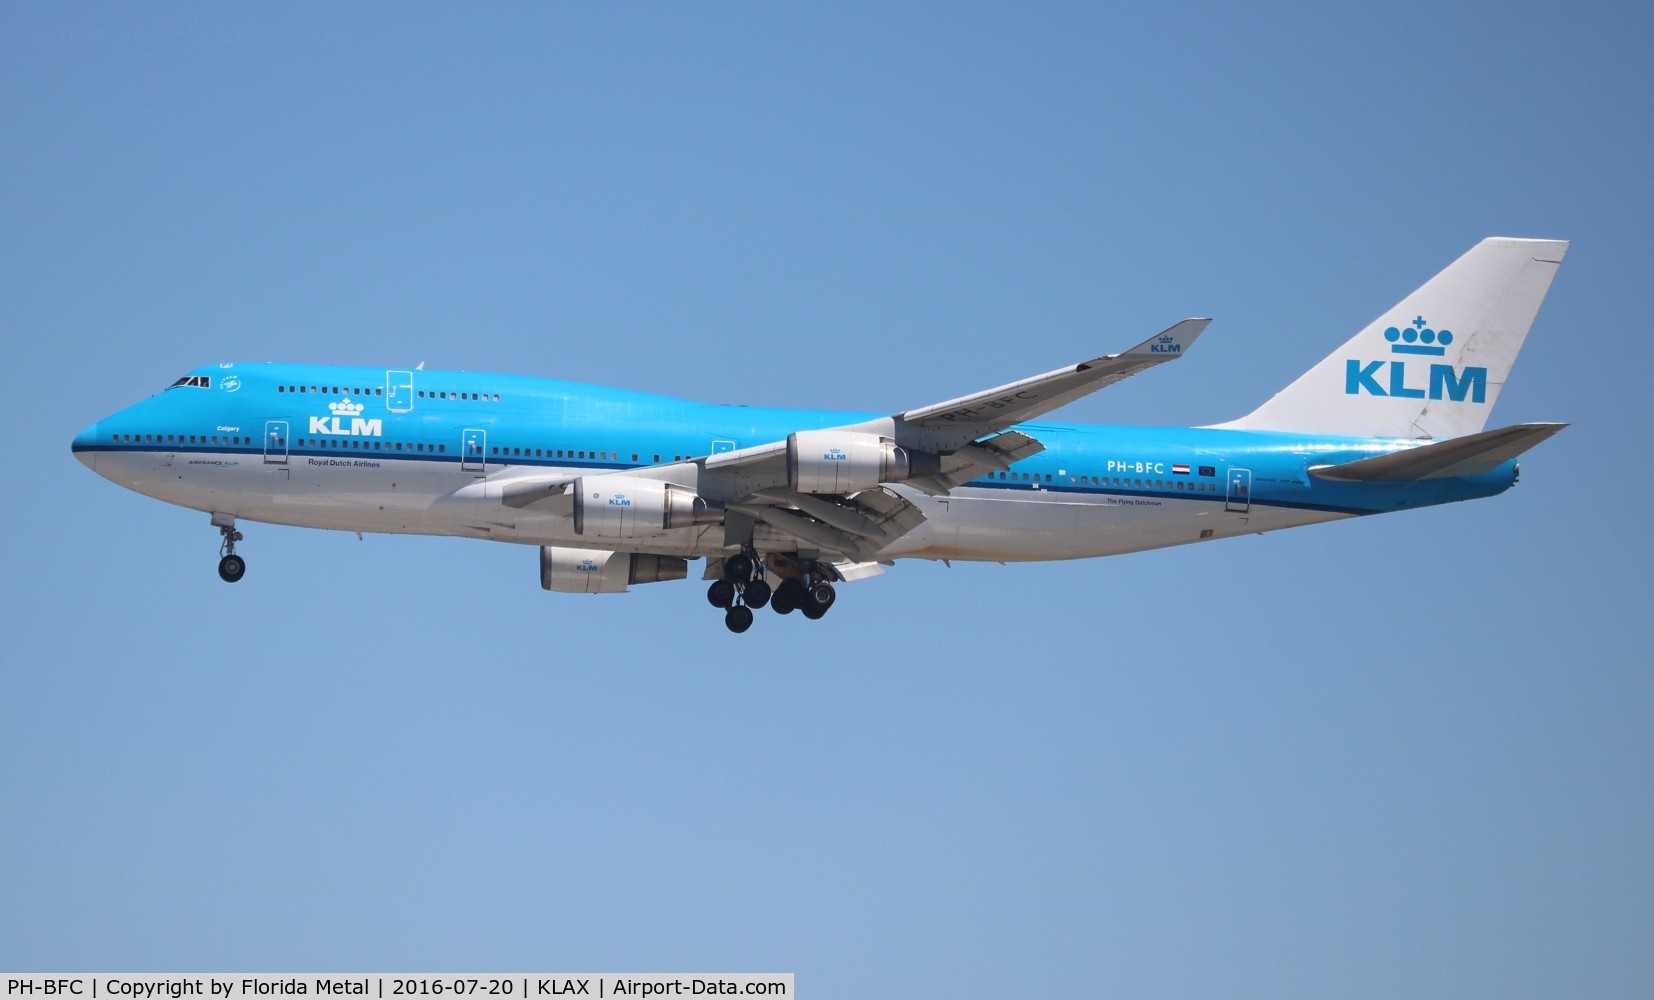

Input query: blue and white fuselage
[72,366,1513,558]
[71,238,1570,631]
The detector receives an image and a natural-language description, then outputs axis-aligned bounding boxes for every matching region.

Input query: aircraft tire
[744,578,772,610]
[725,605,754,633]
[801,602,827,621]
[806,581,836,613]
[773,578,805,614]
[217,554,246,583]
[707,580,736,608]
[723,554,755,583]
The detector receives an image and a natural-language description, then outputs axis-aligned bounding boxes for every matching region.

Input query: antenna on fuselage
[416,362,426,370]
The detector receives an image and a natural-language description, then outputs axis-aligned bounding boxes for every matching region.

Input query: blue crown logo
[1383,316,1452,356]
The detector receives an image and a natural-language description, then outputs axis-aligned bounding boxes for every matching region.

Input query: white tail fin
[1217,238,1567,439]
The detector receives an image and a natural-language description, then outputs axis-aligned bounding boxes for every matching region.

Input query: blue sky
[4,2,1651,995]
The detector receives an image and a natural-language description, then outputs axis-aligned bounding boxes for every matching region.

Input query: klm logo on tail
[1345,316,1486,403]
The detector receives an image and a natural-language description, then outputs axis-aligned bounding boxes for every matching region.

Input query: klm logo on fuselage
[1150,334,1180,354]
[1345,316,1486,402]
[308,398,382,436]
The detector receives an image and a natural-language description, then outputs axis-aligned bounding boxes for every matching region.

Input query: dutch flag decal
[1172,464,1190,475]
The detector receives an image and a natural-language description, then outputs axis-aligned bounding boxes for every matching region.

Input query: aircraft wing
[892,318,1208,450]
[489,319,1207,559]
[699,317,1208,480]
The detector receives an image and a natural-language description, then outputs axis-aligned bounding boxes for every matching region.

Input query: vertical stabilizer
[1217,238,1567,439]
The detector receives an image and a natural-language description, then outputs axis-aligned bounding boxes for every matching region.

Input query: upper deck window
[168,376,211,389]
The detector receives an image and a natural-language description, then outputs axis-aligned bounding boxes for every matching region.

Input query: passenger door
[385,370,415,413]
[1225,467,1251,513]
[461,428,487,473]
[263,420,289,464]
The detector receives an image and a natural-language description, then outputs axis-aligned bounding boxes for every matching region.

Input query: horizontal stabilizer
[1309,422,1567,482]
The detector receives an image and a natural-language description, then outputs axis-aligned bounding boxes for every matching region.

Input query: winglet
[1112,317,1210,362]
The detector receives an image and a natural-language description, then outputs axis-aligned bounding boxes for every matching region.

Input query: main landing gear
[708,552,836,633]
[214,514,246,583]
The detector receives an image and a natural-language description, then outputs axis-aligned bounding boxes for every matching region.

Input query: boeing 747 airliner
[73,238,1567,632]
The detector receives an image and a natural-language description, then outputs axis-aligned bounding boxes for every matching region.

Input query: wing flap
[734,486,926,561]
[906,430,1045,494]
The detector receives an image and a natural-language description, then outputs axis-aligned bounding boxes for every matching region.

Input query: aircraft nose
[72,422,100,472]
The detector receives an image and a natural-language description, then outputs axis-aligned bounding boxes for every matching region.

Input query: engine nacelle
[571,474,722,538]
[787,430,938,493]
[540,547,689,594]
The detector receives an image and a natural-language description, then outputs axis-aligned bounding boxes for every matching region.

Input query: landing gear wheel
[802,581,836,617]
[723,554,755,583]
[724,605,754,633]
[744,578,772,610]
[801,602,827,621]
[707,579,736,609]
[217,554,246,583]
[772,578,806,615]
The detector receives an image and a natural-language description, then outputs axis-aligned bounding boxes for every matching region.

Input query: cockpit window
[168,375,211,389]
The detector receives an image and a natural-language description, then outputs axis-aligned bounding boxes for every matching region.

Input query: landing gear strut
[215,516,246,583]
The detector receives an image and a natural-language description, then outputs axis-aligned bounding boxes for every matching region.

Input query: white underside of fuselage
[90,450,1351,564]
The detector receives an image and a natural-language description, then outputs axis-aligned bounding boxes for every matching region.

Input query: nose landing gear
[213,513,246,583]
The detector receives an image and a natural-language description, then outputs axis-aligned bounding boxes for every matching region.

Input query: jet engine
[540,547,689,594]
[571,474,723,538]
[787,430,939,493]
